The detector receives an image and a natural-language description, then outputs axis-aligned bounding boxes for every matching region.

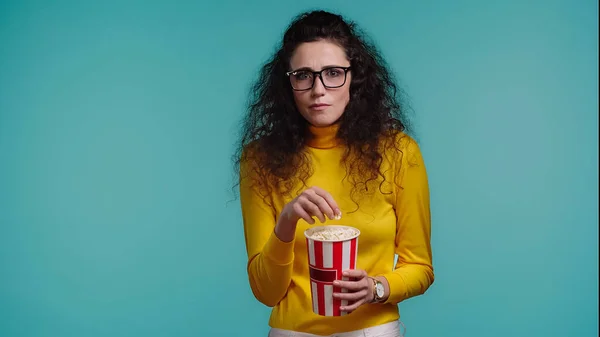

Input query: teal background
[0,0,597,336]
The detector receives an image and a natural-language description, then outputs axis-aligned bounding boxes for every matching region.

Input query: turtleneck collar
[306,122,341,149]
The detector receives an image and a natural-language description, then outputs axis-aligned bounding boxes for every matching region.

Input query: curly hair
[233,10,414,208]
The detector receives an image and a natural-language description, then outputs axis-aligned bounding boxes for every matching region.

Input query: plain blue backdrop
[0,1,597,336]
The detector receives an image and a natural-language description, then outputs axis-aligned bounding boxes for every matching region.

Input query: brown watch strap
[369,277,379,303]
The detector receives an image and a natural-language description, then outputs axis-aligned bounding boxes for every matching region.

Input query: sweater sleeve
[239,158,295,307]
[379,137,435,304]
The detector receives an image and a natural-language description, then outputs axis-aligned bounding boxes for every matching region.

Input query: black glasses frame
[285,66,351,91]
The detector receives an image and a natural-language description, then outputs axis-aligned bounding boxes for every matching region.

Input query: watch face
[376,283,385,297]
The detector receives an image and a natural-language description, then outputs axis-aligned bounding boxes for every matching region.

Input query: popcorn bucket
[304,225,360,316]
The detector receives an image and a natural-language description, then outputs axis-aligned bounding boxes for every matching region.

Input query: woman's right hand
[275,186,341,242]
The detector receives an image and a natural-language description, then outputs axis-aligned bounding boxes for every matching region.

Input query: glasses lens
[321,67,346,87]
[290,71,313,90]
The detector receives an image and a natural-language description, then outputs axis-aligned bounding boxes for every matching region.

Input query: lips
[309,103,331,111]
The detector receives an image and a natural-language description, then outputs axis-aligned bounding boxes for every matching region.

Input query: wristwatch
[370,277,385,303]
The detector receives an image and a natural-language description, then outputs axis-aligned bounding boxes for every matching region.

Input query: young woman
[235,10,434,337]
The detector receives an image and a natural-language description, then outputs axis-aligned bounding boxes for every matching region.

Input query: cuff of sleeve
[263,230,295,265]
[379,272,408,305]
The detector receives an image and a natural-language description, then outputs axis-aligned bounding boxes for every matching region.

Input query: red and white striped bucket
[304,225,360,316]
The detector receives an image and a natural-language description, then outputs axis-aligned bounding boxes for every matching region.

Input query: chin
[304,112,342,127]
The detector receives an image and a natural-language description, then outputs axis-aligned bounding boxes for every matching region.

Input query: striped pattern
[306,237,358,316]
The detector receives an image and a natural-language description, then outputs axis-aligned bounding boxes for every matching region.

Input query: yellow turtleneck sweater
[239,124,434,335]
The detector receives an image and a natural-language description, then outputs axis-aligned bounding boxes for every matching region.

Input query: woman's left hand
[332,269,374,313]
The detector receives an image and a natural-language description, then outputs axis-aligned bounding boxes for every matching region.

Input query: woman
[235,10,434,337]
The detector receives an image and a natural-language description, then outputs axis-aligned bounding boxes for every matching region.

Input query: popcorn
[306,226,358,241]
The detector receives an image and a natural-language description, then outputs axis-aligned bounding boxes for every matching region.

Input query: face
[288,40,351,127]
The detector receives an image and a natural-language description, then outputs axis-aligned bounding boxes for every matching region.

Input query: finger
[309,186,341,218]
[292,202,315,224]
[334,279,365,291]
[333,290,368,301]
[342,269,368,279]
[341,298,365,312]
[304,189,335,220]
[298,196,326,223]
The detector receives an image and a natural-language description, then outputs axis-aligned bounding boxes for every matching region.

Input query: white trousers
[267,320,405,337]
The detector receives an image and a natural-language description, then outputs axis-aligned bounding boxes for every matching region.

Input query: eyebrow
[289,65,350,72]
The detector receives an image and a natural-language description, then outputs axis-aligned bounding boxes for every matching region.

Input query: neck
[306,122,341,149]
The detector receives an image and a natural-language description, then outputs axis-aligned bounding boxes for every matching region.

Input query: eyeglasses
[286,66,351,91]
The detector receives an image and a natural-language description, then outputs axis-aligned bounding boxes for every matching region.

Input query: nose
[311,75,326,96]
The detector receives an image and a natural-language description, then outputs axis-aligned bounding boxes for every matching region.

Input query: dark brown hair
[233,10,414,208]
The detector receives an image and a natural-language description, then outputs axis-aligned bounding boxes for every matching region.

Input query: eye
[325,68,342,77]
[294,71,311,80]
